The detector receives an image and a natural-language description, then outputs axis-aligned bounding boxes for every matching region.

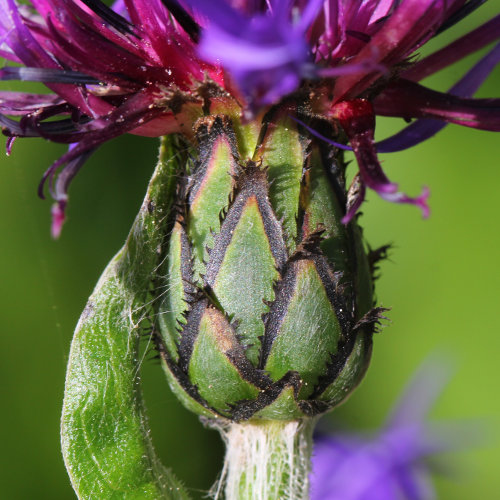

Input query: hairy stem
[213,419,316,500]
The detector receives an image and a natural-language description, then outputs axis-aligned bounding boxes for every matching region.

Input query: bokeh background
[1,4,499,499]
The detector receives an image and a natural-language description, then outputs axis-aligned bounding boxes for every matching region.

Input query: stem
[213,419,316,500]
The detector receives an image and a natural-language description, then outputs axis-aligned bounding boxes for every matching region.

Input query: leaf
[61,137,190,499]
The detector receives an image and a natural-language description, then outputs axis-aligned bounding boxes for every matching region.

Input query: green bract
[61,105,385,499]
[154,104,381,422]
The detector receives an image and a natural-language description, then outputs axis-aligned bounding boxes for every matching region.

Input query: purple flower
[0,0,221,236]
[185,0,323,107]
[1,1,500,234]
[311,360,471,500]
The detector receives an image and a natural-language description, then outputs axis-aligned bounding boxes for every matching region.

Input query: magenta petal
[0,66,100,84]
[341,174,366,225]
[51,199,67,239]
[331,99,430,219]
[46,145,94,238]
[2,0,499,233]
[1,0,98,116]
[381,186,430,218]
[160,0,200,42]
[377,40,500,152]
[333,0,464,102]
[5,136,15,155]
[78,0,134,34]
[331,99,397,193]
[51,148,95,202]
[403,13,500,82]
[0,91,64,114]
[374,79,500,131]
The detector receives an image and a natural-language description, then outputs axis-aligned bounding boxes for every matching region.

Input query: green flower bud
[153,106,383,422]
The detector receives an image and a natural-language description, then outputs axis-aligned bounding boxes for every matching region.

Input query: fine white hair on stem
[211,419,316,500]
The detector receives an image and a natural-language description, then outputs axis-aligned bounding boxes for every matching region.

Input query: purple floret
[311,359,468,500]
[0,0,499,233]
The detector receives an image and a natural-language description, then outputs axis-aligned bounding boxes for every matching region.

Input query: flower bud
[154,106,381,422]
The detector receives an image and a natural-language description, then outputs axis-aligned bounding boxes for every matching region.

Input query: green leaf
[61,137,190,499]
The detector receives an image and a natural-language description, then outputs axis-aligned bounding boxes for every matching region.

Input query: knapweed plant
[1,1,499,498]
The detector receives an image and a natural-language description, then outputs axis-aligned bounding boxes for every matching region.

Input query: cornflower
[1,1,499,236]
[2,2,499,498]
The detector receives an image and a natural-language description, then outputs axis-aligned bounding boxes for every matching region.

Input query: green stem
[213,419,316,500]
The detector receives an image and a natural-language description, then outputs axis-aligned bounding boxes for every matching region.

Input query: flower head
[1,0,499,235]
[310,359,472,500]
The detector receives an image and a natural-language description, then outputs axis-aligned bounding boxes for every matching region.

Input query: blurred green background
[1,5,500,499]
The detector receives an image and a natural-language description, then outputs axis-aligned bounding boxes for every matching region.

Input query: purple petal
[450,41,500,97]
[403,13,500,82]
[377,40,500,152]
[311,356,467,500]
[160,0,201,42]
[333,0,464,102]
[376,119,445,153]
[49,146,96,238]
[331,99,430,220]
[0,66,100,84]
[186,0,313,106]
[374,79,500,131]
[5,135,15,155]
[435,0,487,35]
[78,0,135,34]
[296,0,325,31]
[111,0,127,15]
[316,58,387,79]
[184,0,245,33]
[51,199,67,239]
[342,174,366,224]
[386,357,453,430]
[0,91,64,114]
